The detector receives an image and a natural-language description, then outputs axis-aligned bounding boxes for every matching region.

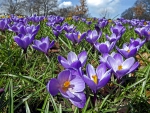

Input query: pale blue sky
[59,0,137,18]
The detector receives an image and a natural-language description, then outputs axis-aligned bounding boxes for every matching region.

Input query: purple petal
[86,64,96,78]
[107,56,118,72]
[98,44,109,53]
[96,63,107,80]
[67,51,78,64]
[69,92,86,108]
[83,75,97,93]
[97,69,111,88]
[128,62,139,74]
[122,57,135,69]
[78,51,87,67]
[113,53,123,65]
[70,75,85,92]
[57,70,71,85]
[47,78,59,96]
[58,56,70,68]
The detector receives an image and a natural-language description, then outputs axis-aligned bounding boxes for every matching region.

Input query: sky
[58,0,137,18]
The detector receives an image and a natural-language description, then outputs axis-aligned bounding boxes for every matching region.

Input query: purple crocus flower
[94,41,115,54]
[116,43,138,58]
[110,24,126,37]
[97,20,108,28]
[32,37,55,55]
[65,31,86,44]
[99,52,116,68]
[83,63,111,93]
[0,19,9,31]
[14,34,35,52]
[58,51,87,69]
[130,38,146,48]
[47,69,86,108]
[107,53,139,79]
[52,25,64,38]
[63,24,76,33]
[141,26,150,41]
[106,33,120,43]
[86,21,92,26]
[86,30,102,45]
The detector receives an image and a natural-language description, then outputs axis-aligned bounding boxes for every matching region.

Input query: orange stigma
[92,75,98,84]
[78,35,81,40]
[118,65,123,70]
[127,49,130,53]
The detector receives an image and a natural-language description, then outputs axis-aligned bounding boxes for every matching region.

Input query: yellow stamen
[144,22,147,25]
[78,35,81,40]
[127,49,130,53]
[92,75,98,84]
[62,81,70,92]
[63,81,70,88]
[148,32,150,35]
[118,65,123,70]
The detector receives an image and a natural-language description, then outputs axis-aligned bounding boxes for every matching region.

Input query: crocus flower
[32,37,55,55]
[0,19,9,31]
[58,51,87,69]
[83,63,111,93]
[110,24,126,37]
[116,43,138,58]
[65,31,86,44]
[141,26,150,41]
[86,30,102,45]
[107,53,139,79]
[130,38,146,49]
[106,33,120,43]
[52,25,64,38]
[97,20,108,28]
[14,34,35,52]
[63,24,76,33]
[94,41,115,54]
[47,69,86,108]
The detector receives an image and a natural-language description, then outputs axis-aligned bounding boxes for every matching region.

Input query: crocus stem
[92,92,97,107]
[45,54,50,63]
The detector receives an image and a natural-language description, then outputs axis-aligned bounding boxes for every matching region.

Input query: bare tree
[121,8,134,19]
[99,8,110,19]
[1,0,26,15]
[41,0,58,16]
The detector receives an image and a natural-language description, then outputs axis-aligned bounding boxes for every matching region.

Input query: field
[0,15,150,113]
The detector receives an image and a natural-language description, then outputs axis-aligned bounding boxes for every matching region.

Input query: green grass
[0,18,150,113]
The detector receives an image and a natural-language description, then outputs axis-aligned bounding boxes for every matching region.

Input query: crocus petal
[107,56,118,72]
[97,69,111,89]
[122,57,135,69]
[78,51,87,67]
[96,63,107,80]
[128,48,137,58]
[127,62,139,74]
[70,75,85,92]
[113,53,123,65]
[67,51,78,64]
[58,56,70,68]
[49,40,55,49]
[70,61,82,69]
[83,75,97,93]
[47,78,59,96]
[86,64,96,78]
[116,69,129,79]
[57,70,71,84]
[98,44,109,53]
[69,92,86,108]
[14,36,25,49]
[39,43,48,53]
